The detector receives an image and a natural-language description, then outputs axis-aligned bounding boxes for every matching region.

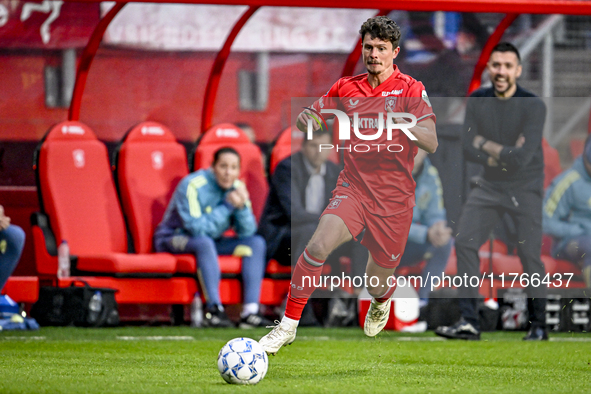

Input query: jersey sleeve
[404,81,436,124]
[310,80,341,114]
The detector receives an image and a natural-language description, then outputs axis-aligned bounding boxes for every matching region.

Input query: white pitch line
[116,336,195,341]
[2,336,46,340]
[395,337,446,341]
[549,337,591,342]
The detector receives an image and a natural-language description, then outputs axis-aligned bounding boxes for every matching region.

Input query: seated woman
[543,136,591,287]
[154,147,269,328]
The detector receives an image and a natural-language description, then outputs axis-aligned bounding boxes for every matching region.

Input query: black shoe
[203,305,233,328]
[238,313,273,329]
[523,326,548,341]
[434,318,481,340]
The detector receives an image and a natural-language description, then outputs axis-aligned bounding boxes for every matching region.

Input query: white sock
[240,303,259,318]
[281,316,299,329]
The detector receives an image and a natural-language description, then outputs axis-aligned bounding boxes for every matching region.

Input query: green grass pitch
[1,327,590,393]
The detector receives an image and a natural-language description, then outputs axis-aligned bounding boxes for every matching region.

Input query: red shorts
[321,184,413,269]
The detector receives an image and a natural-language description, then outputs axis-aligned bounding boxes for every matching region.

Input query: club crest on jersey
[385,97,397,112]
[327,199,342,209]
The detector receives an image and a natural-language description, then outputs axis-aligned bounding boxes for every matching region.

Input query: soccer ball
[217,337,268,385]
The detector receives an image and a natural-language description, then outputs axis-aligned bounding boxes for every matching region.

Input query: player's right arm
[296,110,320,133]
[296,80,341,133]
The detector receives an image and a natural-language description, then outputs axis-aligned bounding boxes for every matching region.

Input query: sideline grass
[1,327,590,393]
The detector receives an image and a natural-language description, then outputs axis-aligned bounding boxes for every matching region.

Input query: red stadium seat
[542,138,562,189]
[114,122,244,303]
[268,125,340,175]
[116,122,189,255]
[570,139,585,160]
[1,276,39,303]
[31,121,196,305]
[192,123,268,221]
[269,126,304,175]
[193,124,292,303]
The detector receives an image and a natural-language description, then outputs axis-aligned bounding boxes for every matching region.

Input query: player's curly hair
[359,16,401,49]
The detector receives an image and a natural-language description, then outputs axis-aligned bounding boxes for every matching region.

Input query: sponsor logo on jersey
[334,195,348,199]
[381,89,404,97]
[348,99,359,108]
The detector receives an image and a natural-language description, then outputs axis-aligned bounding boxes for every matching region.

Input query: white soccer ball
[217,337,268,385]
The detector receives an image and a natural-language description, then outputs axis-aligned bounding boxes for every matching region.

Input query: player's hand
[515,134,525,148]
[226,190,246,209]
[487,156,498,167]
[296,109,320,133]
[0,205,10,231]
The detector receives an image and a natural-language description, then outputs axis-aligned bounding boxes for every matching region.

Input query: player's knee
[306,239,332,261]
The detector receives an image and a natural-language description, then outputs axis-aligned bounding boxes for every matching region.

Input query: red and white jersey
[311,65,435,216]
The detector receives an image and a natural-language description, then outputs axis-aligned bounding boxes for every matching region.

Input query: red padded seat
[36,121,175,275]
[542,138,562,189]
[1,276,39,303]
[269,126,304,175]
[193,123,268,221]
[117,122,189,254]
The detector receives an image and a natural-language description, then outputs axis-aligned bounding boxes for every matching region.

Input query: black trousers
[455,179,547,329]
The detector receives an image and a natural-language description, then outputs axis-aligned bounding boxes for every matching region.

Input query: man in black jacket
[435,42,548,341]
[259,128,342,268]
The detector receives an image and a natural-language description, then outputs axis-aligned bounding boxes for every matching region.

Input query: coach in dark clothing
[259,129,341,267]
[436,43,548,341]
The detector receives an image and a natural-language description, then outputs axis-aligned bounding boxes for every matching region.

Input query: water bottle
[190,292,203,328]
[57,240,70,279]
[88,291,102,324]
